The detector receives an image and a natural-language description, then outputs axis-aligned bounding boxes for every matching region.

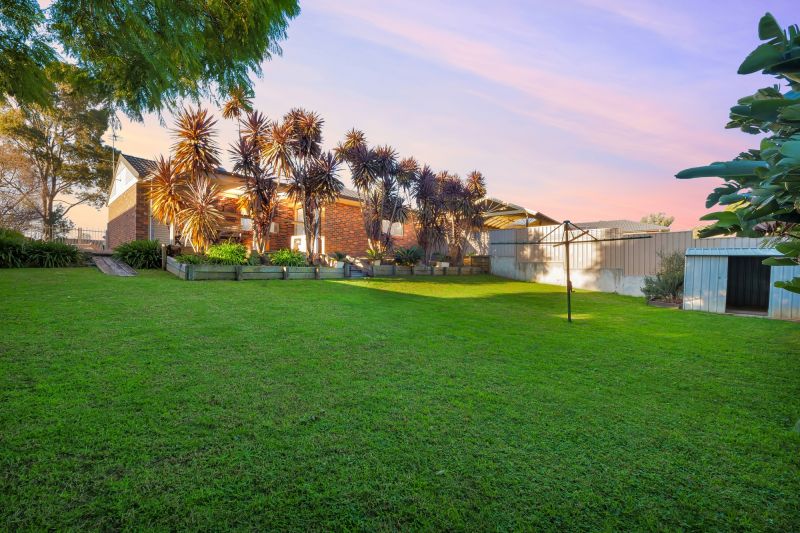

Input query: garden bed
[166,257,344,281]
[371,264,485,277]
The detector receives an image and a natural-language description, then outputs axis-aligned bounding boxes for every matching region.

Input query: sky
[69,0,798,231]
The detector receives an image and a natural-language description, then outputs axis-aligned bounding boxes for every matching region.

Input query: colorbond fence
[490,227,764,277]
[490,227,765,296]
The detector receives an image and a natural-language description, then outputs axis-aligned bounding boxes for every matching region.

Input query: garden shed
[683,248,800,320]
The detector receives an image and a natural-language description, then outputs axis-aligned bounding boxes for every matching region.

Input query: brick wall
[269,203,296,251]
[135,185,149,241]
[323,202,369,256]
[107,185,143,249]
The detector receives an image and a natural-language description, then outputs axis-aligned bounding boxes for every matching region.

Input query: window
[381,219,404,237]
[294,208,305,236]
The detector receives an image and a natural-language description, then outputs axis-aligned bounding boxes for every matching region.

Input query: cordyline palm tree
[263,108,343,263]
[180,177,224,253]
[439,170,487,265]
[229,111,279,253]
[337,132,414,254]
[412,165,446,264]
[171,106,223,252]
[288,150,343,263]
[146,155,184,245]
[221,86,254,136]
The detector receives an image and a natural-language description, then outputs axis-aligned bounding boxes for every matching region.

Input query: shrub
[25,240,83,268]
[394,246,423,266]
[642,252,685,303]
[269,248,307,266]
[0,228,25,241]
[366,248,385,261]
[113,239,162,269]
[175,254,206,264]
[332,251,347,261]
[0,233,26,268]
[206,241,248,265]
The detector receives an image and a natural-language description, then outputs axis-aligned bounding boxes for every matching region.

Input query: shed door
[726,256,770,312]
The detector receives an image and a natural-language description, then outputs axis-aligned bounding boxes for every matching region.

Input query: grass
[1,268,799,530]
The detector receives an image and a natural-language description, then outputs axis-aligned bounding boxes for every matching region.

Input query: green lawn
[1,269,799,530]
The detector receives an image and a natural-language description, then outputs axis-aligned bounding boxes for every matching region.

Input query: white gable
[108,163,138,204]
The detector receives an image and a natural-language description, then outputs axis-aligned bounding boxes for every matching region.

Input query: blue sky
[72,0,798,230]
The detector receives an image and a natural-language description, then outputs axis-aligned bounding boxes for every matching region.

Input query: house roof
[119,153,361,201]
[572,219,670,233]
[122,154,157,176]
[482,198,559,229]
[686,247,778,257]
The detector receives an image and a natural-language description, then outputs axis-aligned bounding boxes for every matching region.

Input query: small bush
[642,252,685,303]
[206,241,248,265]
[25,240,82,268]
[366,248,385,261]
[0,234,25,268]
[269,248,307,266]
[394,246,423,266]
[175,254,206,264]
[332,251,347,261]
[113,239,162,269]
[0,228,25,242]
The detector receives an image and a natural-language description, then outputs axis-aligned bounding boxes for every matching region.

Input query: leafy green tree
[676,13,800,294]
[1,0,298,119]
[0,66,112,240]
[641,212,674,227]
[0,144,39,231]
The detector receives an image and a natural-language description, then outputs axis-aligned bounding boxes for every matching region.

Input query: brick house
[106,153,415,255]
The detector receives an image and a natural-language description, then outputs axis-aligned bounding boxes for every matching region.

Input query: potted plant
[366,248,385,266]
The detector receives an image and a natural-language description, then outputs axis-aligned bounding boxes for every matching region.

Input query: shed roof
[482,198,558,229]
[572,219,670,233]
[685,247,778,257]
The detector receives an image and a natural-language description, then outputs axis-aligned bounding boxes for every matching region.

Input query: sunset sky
[70,0,797,231]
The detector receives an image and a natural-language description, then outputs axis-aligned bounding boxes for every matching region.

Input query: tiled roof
[121,154,157,176]
[121,153,362,201]
[572,219,670,233]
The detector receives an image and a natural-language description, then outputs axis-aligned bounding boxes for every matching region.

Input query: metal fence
[26,227,107,250]
[489,226,767,297]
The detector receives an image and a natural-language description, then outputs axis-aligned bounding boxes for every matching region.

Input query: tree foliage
[336,130,415,254]
[676,13,800,294]
[229,111,279,254]
[0,65,112,240]
[640,212,674,227]
[263,108,343,264]
[0,144,39,231]
[1,0,299,119]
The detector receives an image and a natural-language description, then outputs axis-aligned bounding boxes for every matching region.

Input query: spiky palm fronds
[172,107,221,179]
[240,110,269,152]
[344,144,380,191]
[262,118,295,178]
[465,170,487,200]
[288,151,343,262]
[179,177,224,252]
[289,151,343,206]
[396,157,419,191]
[373,145,397,180]
[284,108,323,161]
[146,155,184,232]
[221,86,254,121]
